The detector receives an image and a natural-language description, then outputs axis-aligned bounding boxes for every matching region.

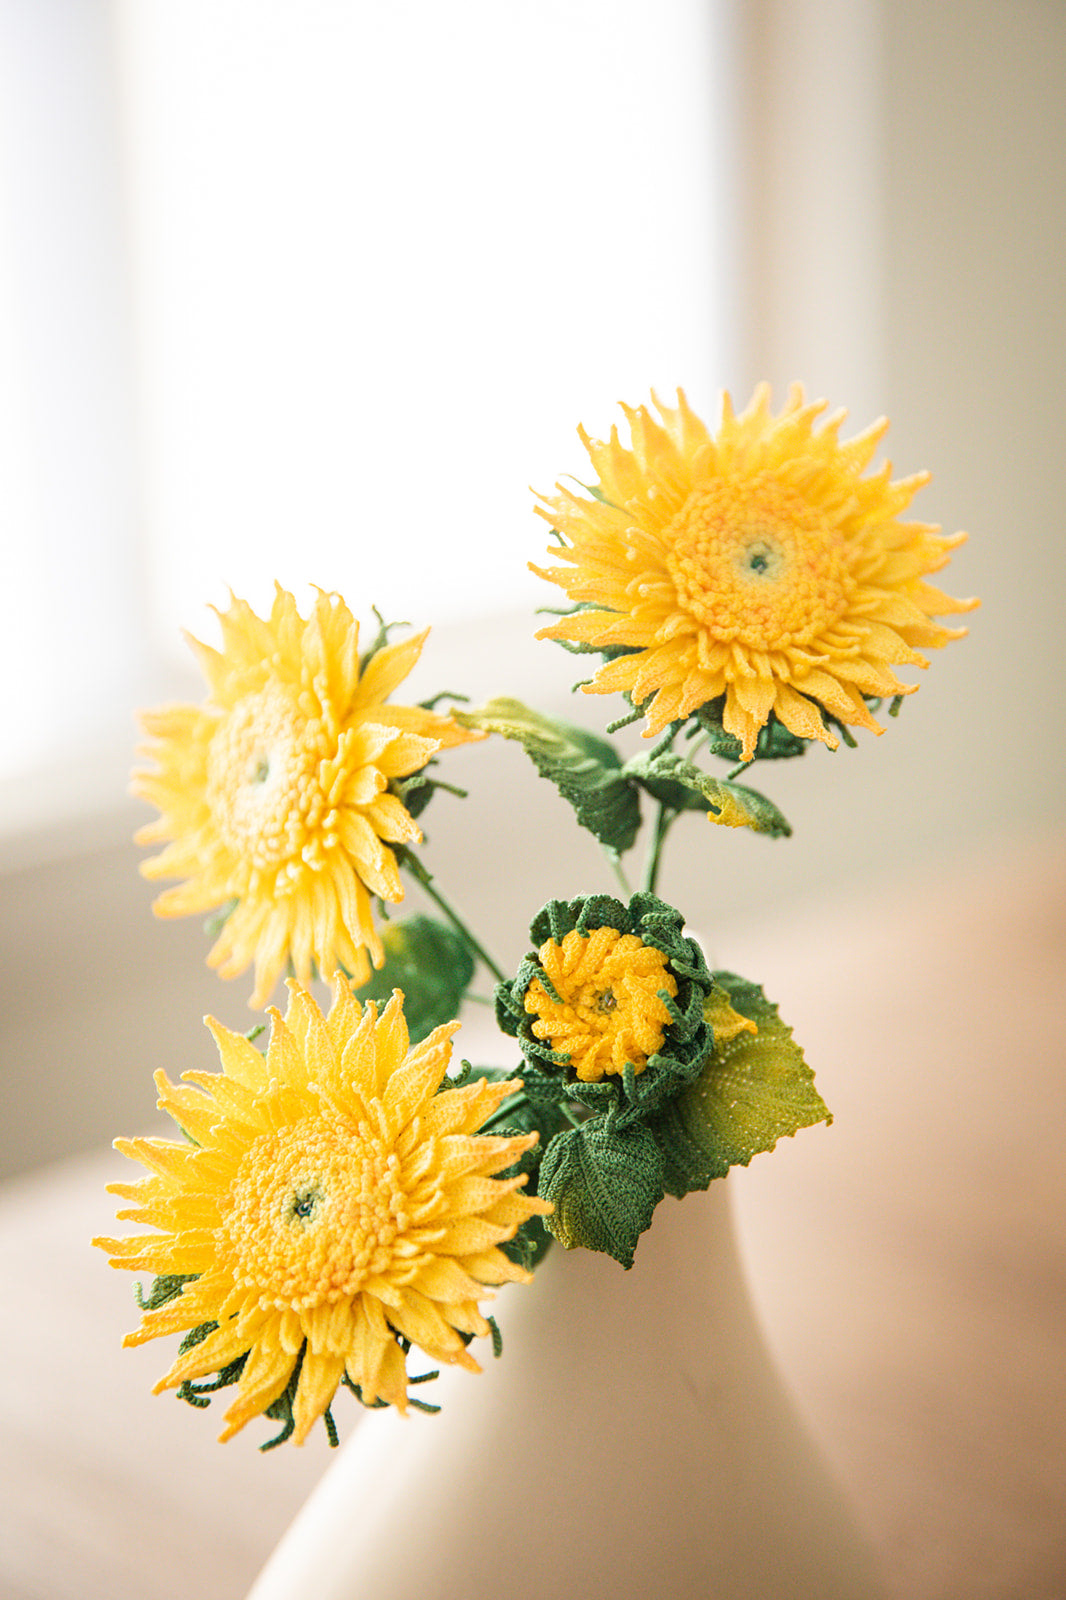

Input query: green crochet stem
[640,719,683,895]
[642,799,678,895]
[402,853,508,985]
[479,1084,583,1137]
[604,847,634,898]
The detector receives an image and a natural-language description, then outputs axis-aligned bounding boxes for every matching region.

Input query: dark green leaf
[454,698,641,855]
[537,1119,665,1268]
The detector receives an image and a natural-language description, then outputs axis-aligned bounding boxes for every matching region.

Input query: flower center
[206,684,329,871]
[524,927,678,1082]
[216,1118,409,1310]
[664,474,853,650]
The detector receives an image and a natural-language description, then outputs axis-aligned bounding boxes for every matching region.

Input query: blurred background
[0,3,1063,1598]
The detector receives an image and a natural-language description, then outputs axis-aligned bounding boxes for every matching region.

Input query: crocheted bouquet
[95,386,975,1448]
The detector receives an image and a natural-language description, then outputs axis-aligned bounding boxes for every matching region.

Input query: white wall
[716,0,1064,904]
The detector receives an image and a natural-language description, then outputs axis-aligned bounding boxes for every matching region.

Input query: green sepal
[388,758,469,824]
[173,1318,250,1415]
[204,898,238,940]
[135,1272,196,1313]
[694,693,906,762]
[694,699,810,762]
[351,915,474,1042]
[177,1318,217,1356]
[500,1208,555,1273]
[533,598,636,658]
[649,971,832,1196]
[453,697,641,855]
[537,1117,665,1269]
[623,757,712,815]
[572,478,621,510]
[177,1347,248,1412]
[357,607,410,674]
[389,770,437,822]
[626,751,792,838]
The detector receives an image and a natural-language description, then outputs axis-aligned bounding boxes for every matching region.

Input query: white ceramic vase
[247,1181,884,1600]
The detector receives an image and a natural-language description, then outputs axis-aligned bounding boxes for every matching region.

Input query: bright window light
[0,0,142,781]
[115,0,737,643]
[0,0,735,787]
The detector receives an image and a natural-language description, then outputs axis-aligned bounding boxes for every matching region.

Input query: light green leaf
[651,972,831,1196]
[454,697,641,854]
[626,752,791,838]
[537,1119,665,1268]
[351,915,474,1043]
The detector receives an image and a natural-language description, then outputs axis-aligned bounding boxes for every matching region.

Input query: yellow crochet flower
[95,980,550,1445]
[133,586,481,1006]
[524,926,679,1082]
[534,385,977,758]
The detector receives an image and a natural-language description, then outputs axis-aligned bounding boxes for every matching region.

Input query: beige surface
[1,839,1063,1600]
[727,839,1066,1600]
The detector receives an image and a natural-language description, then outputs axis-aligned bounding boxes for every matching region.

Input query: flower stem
[481,1085,584,1135]
[480,1089,531,1129]
[629,720,684,897]
[401,853,508,985]
[641,800,675,896]
[604,847,634,899]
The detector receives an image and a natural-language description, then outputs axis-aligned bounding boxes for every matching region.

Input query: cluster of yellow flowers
[97,385,974,1445]
[131,385,974,1016]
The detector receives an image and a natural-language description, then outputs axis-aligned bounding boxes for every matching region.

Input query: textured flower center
[524,926,678,1081]
[207,685,329,871]
[664,474,853,649]
[217,1118,408,1309]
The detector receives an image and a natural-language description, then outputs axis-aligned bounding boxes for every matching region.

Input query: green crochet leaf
[626,751,791,838]
[351,915,474,1042]
[651,972,831,1196]
[454,697,641,855]
[537,1118,665,1269]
